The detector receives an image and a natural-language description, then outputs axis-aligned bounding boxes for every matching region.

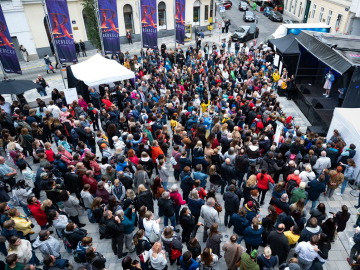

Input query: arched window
[82,9,89,40]
[158,2,166,30]
[123,4,134,33]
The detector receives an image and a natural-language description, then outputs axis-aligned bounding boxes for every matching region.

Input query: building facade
[294,0,351,34]
[283,0,308,22]
[3,0,214,60]
[347,0,360,35]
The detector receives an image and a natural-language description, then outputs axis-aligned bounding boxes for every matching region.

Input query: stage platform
[293,83,338,131]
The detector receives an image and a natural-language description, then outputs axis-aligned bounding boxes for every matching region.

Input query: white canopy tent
[327,108,360,182]
[70,54,135,86]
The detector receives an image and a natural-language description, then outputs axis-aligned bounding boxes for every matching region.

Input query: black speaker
[300,85,311,94]
[307,126,327,137]
[311,98,324,109]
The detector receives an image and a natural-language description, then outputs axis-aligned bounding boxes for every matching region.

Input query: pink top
[79,99,88,111]
[170,191,186,206]
[129,156,139,165]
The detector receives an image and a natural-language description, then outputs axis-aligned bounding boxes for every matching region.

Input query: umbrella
[0,79,39,95]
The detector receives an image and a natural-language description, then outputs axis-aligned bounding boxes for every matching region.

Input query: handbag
[171,242,182,260]
[49,65,54,70]
[235,245,242,267]
[149,223,160,243]
[214,201,222,213]
[139,241,150,263]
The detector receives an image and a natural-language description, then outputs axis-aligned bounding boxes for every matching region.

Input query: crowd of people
[0,39,357,270]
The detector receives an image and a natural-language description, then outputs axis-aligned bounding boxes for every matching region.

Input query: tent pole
[138,0,144,68]
[0,60,8,80]
[41,0,67,89]
[93,0,105,56]
[294,51,301,80]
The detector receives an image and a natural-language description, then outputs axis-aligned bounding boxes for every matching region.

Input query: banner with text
[45,0,78,63]
[0,6,22,74]
[98,0,120,54]
[175,0,185,45]
[140,0,158,49]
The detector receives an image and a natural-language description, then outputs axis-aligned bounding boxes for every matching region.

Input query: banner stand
[41,0,67,89]
[93,0,105,56]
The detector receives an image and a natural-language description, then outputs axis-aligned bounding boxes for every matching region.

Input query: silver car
[243,11,255,22]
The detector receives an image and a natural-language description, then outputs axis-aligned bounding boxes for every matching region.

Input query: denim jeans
[72,138,78,151]
[234,232,244,244]
[28,251,41,265]
[305,199,317,210]
[20,203,31,217]
[237,172,246,187]
[224,210,235,226]
[89,145,96,155]
[164,214,176,228]
[175,205,181,223]
[40,225,47,230]
[235,50,239,56]
[38,89,47,96]
[162,182,168,191]
[341,180,348,194]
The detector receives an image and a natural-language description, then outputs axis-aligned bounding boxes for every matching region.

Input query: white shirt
[48,104,61,119]
[143,219,160,238]
[295,241,321,262]
[0,102,11,114]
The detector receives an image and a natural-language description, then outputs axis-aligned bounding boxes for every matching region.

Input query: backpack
[71,128,79,140]
[199,262,215,270]
[306,140,313,150]
[99,219,111,239]
[87,209,96,224]
[250,121,257,129]
[286,179,298,194]
[73,250,84,263]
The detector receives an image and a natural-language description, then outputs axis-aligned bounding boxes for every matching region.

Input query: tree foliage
[81,0,101,49]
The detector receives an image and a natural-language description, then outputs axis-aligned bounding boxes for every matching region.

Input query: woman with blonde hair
[243,175,258,205]
[149,242,167,270]
[197,247,218,268]
[121,189,137,211]
[232,126,241,140]
[137,184,154,212]
[7,236,41,265]
[143,211,160,239]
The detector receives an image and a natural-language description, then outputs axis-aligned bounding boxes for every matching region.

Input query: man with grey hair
[100,210,127,259]
[115,205,136,253]
[158,191,178,231]
[200,197,219,242]
[312,151,331,175]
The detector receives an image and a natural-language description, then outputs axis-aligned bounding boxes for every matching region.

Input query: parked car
[221,2,232,9]
[216,0,232,6]
[231,24,259,42]
[239,1,248,11]
[283,20,300,24]
[263,7,274,17]
[268,11,283,22]
[243,11,255,22]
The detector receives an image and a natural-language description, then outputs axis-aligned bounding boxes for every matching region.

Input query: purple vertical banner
[0,6,22,74]
[97,0,120,54]
[140,0,158,49]
[45,0,77,63]
[175,0,185,45]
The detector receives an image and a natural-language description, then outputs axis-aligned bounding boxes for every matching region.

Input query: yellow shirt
[171,119,179,130]
[11,216,32,235]
[284,230,300,245]
[201,101,211,112]
[124,62,130,69]
[273,72,280,82]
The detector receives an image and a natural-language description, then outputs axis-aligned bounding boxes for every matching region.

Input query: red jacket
[28,201,47,226]
[151,146,164,163]
[286,173,301,185]
[193,186,207,200]
[82,175,98,194]
[170,191,186,206]
[256,173,274,190]
[46,149,55,163]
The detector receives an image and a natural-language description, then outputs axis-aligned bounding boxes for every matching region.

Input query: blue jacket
[229,214,249,236]
[193,171,208,188]
[354,232,360,250]
[185,117,198,130]
[245,205,257,223]
[188,197,204,216]
[117,162,128,172]
[180,256,199,270]
[307,179,326,201]
[123,208,136,234]
[243,225,264,246]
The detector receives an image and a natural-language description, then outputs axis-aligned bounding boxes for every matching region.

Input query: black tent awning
[295,31,352,75]
[268,33,300,56]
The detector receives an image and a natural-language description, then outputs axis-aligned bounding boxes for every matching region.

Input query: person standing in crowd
[80,40,86,57]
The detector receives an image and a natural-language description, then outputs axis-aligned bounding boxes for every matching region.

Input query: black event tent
[268,33,300,77]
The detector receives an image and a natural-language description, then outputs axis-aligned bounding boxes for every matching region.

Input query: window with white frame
[326,10,332,25]
[293,0,297,14]
[289,0,293,12]
[335,14,343,32]
[298,1,302,17]
[311,4,316,19]
[319,7,324,22]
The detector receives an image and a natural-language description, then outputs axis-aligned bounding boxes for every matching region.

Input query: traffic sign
[220,6,225,12]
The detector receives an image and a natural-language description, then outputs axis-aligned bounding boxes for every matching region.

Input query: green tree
[81,0,101,49]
